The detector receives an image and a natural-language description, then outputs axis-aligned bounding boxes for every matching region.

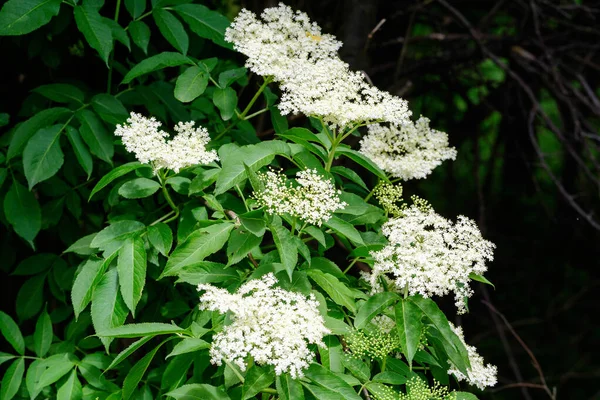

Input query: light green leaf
[91,93,129,126]
[354,292,399,329]
[65,126,93,179]
[128,20,150,54]
[173,4,232,49]
[32,83,85,104]
[76,109,113,164]
[323,216,364,246]
[33,308,53,357]
[301,382,344,400]
[307,270,356,313]
[268,222,297,280]
[4,180,41,247]
[176,262,238,285]
[469,272,495,289]
[238,210,266,237]
[0,353,15,367]
[166,383,231,400]
[0,311,24,355]
[89,161,151,200]
[91,268,128,351]
[0,358,24,400]
[121,52,193,84]
[25,359,44,400]
[242,365,275,400]
[372,371,407,385]
[227,229,262,266]
[7,107,69,160]
[74,4,113,65]
[71,258,108,319]
[118,177,161,199]
[57,370,82,400]
[161,222,234,277]
[64,233,98,256]
[118,236,147,316]
[304,364,362,400]
[15,272,45,321]
[167,338,210,358]
[147,223,172,256]
[97,322,184,338]
[319,336,343,373]
[335,147,388,181]
[90,220,145,252]
[395,298,423,366]
[0,0,62,36]
[124,0,145,19]
[105,335,153,371]
[23,124,64,189]
[35,354,76,393]
[212,87,237,121]
[276,374,304,400]
[153,8,188,55]
[174,66,209,103]
[455,392,480,400]
[341,355,370,383]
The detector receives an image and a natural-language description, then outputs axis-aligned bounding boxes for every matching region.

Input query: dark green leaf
[307,270,356,312]
[173,4,232,49]
[341,355,370,382]
[153,8,189,54]
[167,338,209,358]
[76,109,113,164]
[304,364,362,400]
[105,335,153,370]
[65,126,93,179]
[11,253,57,275]
[89,161,151,200]
[0,0,62,36]
[74,4,113,65]
[0,311,24,355]
[227,229,262,266]
[395,298,423,366]
[147,223,173,256]
[71,258,108,319]
[122,52,193,84]
[23,124,64,188]
[98,322,184,338]
[118,177,161,198]
[122,341,169,400]
[323,216,364,246]
[335,147,388,181]
[0,353,15,367]
[90,220,145,253]
[212,87,237,121]
[0,358,24,400]
[165,383,231,400]
[129,20,150,54]
[372,371,407,385]
[319,336,343,373]
[16,273,45,321]
[4,181,41,246]
[78,363,119,392]
[33,308,53,357]
[238,210,266,237]
[91,93,129,126]
[242,366,275,400]
[125,0,145,19]
[218,67,247,88]
[269,222,297,280]
[57,370,82,400]
[456,392,479,400]
[118,236,147,316]
[91,268,128,351]
[32,83,85,104]
[330,166,368,191]
[174,66,209,103]
[355,292,399,329]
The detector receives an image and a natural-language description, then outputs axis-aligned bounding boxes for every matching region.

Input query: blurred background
[2,0,599,398]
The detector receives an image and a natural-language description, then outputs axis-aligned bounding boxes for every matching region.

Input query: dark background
[2,0,599,398]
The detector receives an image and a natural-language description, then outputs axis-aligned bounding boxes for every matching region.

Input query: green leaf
[118,177,161,198]
[65,126,93,179]
[33,308,53,357]
[469,272,495,289]
[122,52,193,84]
[0,113,8,127]
[89,161,151,200]
[32,83,85,104]
[270,107,288,134]
[304,364,362,400]
[64,233,98,256]
[153,8,189,55]
[276,374,304,400]
[330,166,368,191]
[307,270,356,313]
[408,296,470,375]
[218,67,247,88]
[35,354,76,393]
[162,222,234,277]
[74,4,113,65]
[71,258,107,319]
[212,87,237,121]
[372,371,407,385]
[176,262,238,285]
[25,359,44,400]
[118,236,147,316]
[23,124,64,189]
[15,272,45,321]
[167,338,210,358]
[341,355,370,382]
[173,4,232,49]
[0,0,61,36]
[174,66,209,103]
[335,147,388,181]
[11,253,57,275]
[354,292,399,329]
[395,298,423,366]
[323,216,364,246]
[303,226,326,247]
[162,354,195,392]
[166,383,231,400]
[238,210,266,237]
[227,229,262,266]
[97,322,184,338]
[0,311,24,355]
[91,268,128,351]
[455,392,479,400]
[301,383,344,400]
[268,222,298,280]
[57,370,82,400]
[7,107,70,160]
[242,366,275,400]
[147,223,173,256]
[0,358,24,400]
[4,180,41,247]
[0,353,15,367]
[76,109,113,164]
[278,128,327,160]
[105,335,153,371]
[91,93,129,126]
[91,220,145,252]
[125,0,145,19]
[319,336,343,373]
[122,341,168,400]
[129,20,150,54]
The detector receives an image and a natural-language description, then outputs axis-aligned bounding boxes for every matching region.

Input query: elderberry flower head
[197,273,330,378]
[253,168,346,226]
[115,112,218,173]
[448,323,498,390]
[359,117,457,180]
[369,204,494,314]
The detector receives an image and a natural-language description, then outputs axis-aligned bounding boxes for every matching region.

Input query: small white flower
[448,323,498,389]
[369,205,494,314]
[114,112,218,173]
[198,273,330,378]
[253,168,346,226]
[359,117,457,180]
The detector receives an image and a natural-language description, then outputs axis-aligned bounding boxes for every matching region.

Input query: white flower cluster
[359,117,457,180]
[254,168,346,226]
[197,273,330,378]
[448,323,498,390]
[225,4,412,128]
[369,205,495,313]
[114,112,218,173]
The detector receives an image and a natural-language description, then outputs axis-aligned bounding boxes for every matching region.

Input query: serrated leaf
[89,161,151,200]
[341,355,370,382]
[118,177,160,198]
[3,180,41,247]
[165,383,231,400]
[0,0,62,36]
[71,258,106,319]
[91,93,129,126]
[161,222,234,277]
[57,370,82,400]
[330,166,368,191]
[173,4,232,49]
[11,253,57,276]
[167,338,210,358]
[32,83,85,104]
[98,322,184,338]
[65,126,93,179]
[7,107,69,160]
[242,365,275,400]
[307,270,356,312]
[122,52,193,84]
[90,220,145,252]
[323,216,364,246]
[455,392,479,400]
[319,336,343,373]
[122,340,169,400]
[147,223,173,256]
[105,335,153,371]
[35,354,76,394]
[91,268,128,351]
[76,109,113,164]
[227,229,262,266]
[78,363,119,392]
[218,67,247,88]
[268,222,297,280]
[176,262,238,285]
[153,8,189,55]
[0,311,24,355]
[74,4,113,65]
[304,364,362,400]
[174,66,209,103]
[354,292,399,329]
[0,353,15,367]
[33,309,53,357]
[395,298,423,366]
[117,236,147,316]
[238,210,266,237]
[335,147,388,181]
[0,358,24,400]
[23,124,64,189]
[129,20,150,54]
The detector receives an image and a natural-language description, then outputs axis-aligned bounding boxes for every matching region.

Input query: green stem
[403,282,409,299]
[261,388,277,395]
[343,258,359,274]
[381,357,387,373]
[235,185,249,212]
[364,181,381,202]
[150,210,175,226]
[239,77,273,120]
[324,123,363,171]
[243,107,268,120]
[158,172,180,223]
